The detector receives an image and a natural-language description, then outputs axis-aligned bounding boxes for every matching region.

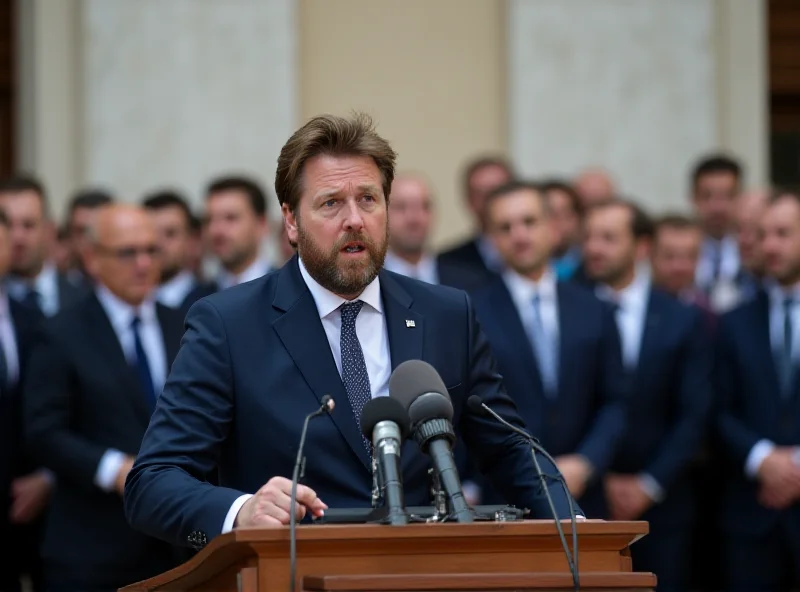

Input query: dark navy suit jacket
[437,237,498,290]
[471,277,629,517]
[610,288,712,529]
[715,291,800,537]
[124,256,578,549]
[23,293,185,589]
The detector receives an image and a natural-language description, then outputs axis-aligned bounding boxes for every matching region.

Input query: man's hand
[605,474,652,521]
[10,471,53,523]
[234,477,328,527]
[756,448,800,510]
[114,456,136,496]
[555,455,593,500]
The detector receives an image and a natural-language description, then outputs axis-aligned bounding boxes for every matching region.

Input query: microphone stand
[290,396,333,592]
[477,401,580,591]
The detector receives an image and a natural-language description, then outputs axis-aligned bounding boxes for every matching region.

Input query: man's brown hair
[275,112,397,213]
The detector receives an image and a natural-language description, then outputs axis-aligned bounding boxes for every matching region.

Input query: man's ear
[282,203,298,246]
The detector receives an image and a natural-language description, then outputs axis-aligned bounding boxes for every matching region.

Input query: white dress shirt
[6,263,61,317]
[384,250,439,285]
[596,275,650,370]
[695,235,739,289]
[93,285,167,492]
[155,270,197,309]
[744,282,800,478]
[217,257,271,291]
[477,235,505,273]
[222,256,392,532]
[502,268,559,352]
[0,290,20,386]
[596,275,666,501]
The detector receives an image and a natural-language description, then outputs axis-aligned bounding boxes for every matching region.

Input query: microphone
[360,397,411,525]
[467,395,580,592]
[389,360,474,523]
[290,395,334,592]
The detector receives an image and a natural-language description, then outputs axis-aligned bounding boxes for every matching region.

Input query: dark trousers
[631,527,691,592]
[725,524,800,592]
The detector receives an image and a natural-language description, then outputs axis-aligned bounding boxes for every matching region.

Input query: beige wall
[298,0,508,249]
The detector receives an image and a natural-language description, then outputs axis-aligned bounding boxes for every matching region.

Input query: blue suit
[471,278,629,518]
[610,289,712,590]
[124,256,578,549]
[715,292,800,590]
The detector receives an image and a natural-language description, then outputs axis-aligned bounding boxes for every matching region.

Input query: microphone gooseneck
[290,395,334,592]
[468,395,580,592]
[390,360,475,523]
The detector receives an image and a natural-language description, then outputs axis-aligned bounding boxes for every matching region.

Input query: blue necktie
[779,298,795,398]
[131,316,157,411]
[531,294,558,396]
[340,301,372,451]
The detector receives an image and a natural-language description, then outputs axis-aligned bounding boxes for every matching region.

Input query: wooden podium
[120,520,655,592]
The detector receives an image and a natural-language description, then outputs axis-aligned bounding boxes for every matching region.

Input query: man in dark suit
[468,181,628,518]
[124,113,578,550]
[0,210,48,592]
[24,205,184,591]
[0,175,89,318]
[384,173,491,292]
[583,201,712,591]
[142,190,205,314]
[61,187,115,288]
[436,156,512,287]
[715,191,800,591]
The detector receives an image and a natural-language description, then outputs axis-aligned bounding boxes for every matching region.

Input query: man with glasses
[23,204,184,592]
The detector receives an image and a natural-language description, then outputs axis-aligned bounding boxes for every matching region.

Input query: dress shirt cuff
[745,440,776,479]
[638,473,665,503]
[95,449,126,492]
[222,494,253,534]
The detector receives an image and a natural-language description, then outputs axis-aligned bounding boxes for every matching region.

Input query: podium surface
[121,520,655,592]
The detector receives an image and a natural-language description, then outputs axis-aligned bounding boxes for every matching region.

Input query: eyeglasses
[96,245,161,262]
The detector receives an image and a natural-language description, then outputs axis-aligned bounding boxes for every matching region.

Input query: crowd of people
[0,142,798,592]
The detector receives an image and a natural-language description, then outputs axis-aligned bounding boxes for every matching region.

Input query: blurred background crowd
[1,1,799,591]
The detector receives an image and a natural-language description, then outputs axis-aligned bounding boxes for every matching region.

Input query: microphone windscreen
[360,396,411,439]
[389,360,449,410]
[467,395,485,416]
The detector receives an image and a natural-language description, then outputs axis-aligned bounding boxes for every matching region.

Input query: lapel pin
[405,320,416,328]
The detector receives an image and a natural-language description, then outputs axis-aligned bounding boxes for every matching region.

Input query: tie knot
[340,301,364,326]
[131,315,142,329]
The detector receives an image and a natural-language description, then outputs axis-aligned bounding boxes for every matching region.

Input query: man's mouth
[341,242,366,253]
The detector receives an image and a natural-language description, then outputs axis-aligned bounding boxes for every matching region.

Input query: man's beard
[298,222,388,297]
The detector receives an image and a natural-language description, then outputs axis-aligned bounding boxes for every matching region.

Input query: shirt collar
[156,270,197,305]
[596,272,650,311]
[384,250,436,276]
[218,257,271,290]
[95,283,157,333]
[298,256,383,319]
[503,267,557,303]
[767,280,800,306]
[6,262,57,298]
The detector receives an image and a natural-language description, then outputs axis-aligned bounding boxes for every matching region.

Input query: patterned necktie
[131,316,157,411]
[340,301,372,451]
[531,294,558,396]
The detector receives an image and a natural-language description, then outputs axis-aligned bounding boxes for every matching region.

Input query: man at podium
[124,113,579,549]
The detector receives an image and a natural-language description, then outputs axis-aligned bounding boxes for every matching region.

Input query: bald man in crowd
[574,167,616,208]
[384,174,486,290]
[24,205,184,591]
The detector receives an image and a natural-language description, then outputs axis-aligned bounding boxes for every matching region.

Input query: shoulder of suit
[193,273,274,314]
[384,269,468,308]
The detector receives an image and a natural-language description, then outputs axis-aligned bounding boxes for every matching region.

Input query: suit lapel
[556,284,581,396]
[749,293,783,402]
[156,304,182,368]
[272,257,370,471]
[84,294,152,426]
[379,271,424,371]
[635,289,663,380]
[492,280,542,391]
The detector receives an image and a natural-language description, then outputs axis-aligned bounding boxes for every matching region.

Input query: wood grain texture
[120,521,652,592]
